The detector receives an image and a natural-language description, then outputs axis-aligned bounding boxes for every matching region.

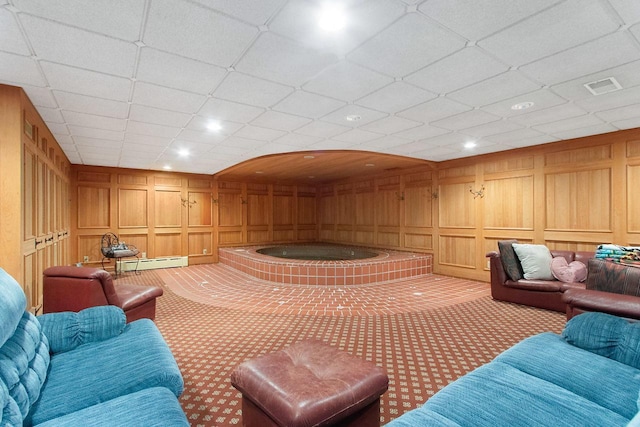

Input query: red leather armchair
[43,266,163,323]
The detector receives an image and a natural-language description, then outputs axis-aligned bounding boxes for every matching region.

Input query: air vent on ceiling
[584,77,622,96]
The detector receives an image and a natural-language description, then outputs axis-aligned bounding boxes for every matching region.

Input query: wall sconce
[181,197,197,208]
[211,197,218,204]
[241,197,247,205]
[431,191,439,199]
[469,185,485,199]
[396,191,405,201]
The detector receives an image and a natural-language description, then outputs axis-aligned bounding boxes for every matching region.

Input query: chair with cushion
[43,265,163,323]
[101,232,140,277]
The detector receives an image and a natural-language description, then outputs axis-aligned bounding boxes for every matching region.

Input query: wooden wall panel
[297,197,316,225]
[439,235,475,268]
[376,190,400,227]
[438,182,475,228]
[484,176,533,229]
[404,186,432,227]
[118,188,148,228]
[405,233,432,250]
[247,194,269,226]
[189,232,212,256]
[273,196,293,226]
[219,192,243,227]
[188,192,212,226]
[355,192,375,226]
[154,233,181,257]
[629,164,640,233]
[155,190,181,227]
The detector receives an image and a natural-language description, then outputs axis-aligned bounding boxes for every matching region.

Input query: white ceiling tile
[612,117,640,130]
[397,96,472,122]
[510,103,589,127]
[532,114,604,134]
[550,123,618,140]
[520,32,640,86]
[36,107,64,123]
[176,129,227,144]
[40,61,131,101]
[361,116,422,134]
[482,89,569,118]
[273,91,345,119]
[169,139,218,154]
[596,103,640,122]
[185,116,245,135]
[213,72,293,107]
[320,104,387,126]
[392,124,450,140]
[431,109,501,131]
[21,15,137,77]
[632,23,640,43]
[45,123,70,135]
[274,133,323,147]
[129,104,191,128]
[407,146,460,161]
[574,85,640,113]
[144,0,258,66]
[207,144,253,156]
[136,48,227,94]
[308,140,359,150]
[365,135,412,149]
[198,97,265,122]
[294,121,350,138]
[126,121,181,138]
[550,60,640,102]
[216,136,265,150]
[63,151,82,164]
[331,128,383,143]
[235,32,338,87]
[391,140,440,155]
[12,0,145,40]
[267,0,405,56]
[250,143,308,157]
[121,143,166,156]
[304,61,392,102]
[233,125,287,141]
[251,111,312,131]
[460,120,524,138]
[406,47,509,94]
[479,1,619,66]
[355,82,436,113]
[419,0,563,41]
[22,86,57,108]
[73,136,122,148]
[132,82,206,113]
[448,71,541,107]
[484,127,545,144]
[0,8,30,55]
[191,0,285,26]
[62,110,126,131]
[53,134,74,145]
[609,0,640,25]
[68,125,124,141]
[53,91,129,118]
[348,13,466,77]
[0,52,46,87]
[124,133,173,146]
[118,158,157,169]
[421,132,477,147]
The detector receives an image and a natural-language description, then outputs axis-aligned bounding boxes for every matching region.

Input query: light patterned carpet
[117,267,565,427]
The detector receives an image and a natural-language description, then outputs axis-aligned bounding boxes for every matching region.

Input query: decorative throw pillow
[550,257,587,283]
[512,243,554,280]
[498,240,524,281]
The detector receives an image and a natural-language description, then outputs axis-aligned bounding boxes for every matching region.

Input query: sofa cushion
[551,257,587,283]
[498,240,524,281]
[34,387,188,427]
[586,258,640,296]
[512,243,554,280]
[37,306,126,354]
[562,312,640,370]
[0,268,28,348]
[26,319,183,426]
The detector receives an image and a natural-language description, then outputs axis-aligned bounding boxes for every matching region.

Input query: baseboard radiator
[119,256,188,272]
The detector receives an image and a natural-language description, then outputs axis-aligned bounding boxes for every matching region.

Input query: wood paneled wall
[71,167,216,266]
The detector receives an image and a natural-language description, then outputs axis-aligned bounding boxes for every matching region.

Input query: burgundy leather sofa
[487,241,593,312]
[43,266,163,323]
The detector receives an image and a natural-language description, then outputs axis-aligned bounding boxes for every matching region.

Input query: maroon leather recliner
[43,266,163,323]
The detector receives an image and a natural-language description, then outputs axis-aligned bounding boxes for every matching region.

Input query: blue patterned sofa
[0,268,189,426]
[387,312,640,426]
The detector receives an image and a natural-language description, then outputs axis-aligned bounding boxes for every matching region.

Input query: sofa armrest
[562,288,640,321]
[37,306,126,354]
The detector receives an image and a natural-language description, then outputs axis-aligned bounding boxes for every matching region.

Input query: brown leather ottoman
[230,339,389,427]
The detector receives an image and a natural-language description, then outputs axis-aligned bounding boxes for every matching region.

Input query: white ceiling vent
[584,77,622,96]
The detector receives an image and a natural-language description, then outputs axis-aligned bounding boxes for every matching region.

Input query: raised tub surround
[219,245,432,286]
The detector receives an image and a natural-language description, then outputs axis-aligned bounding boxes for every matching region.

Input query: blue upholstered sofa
[0,268,189,426]
[387,312,640,426]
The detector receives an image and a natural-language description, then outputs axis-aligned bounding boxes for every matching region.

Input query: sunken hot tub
[218,244,432,286]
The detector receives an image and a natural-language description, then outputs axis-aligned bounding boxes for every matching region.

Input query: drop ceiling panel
[233,125,287,141]
[68,125,123,141]
[40,62,131,101]
[124,133,173,147]
[609,0,640,25]
[550,123,617,140]
[37,107,65,123]
[274,133,323,147]
[510,103,589,127]
[136,48,228,94]
[293,121,350,138]
[320,104,387,126]
[191,0,286,26]
[62,110,126,131]
[484,127,545,144]
[198,98,265,122]
[331,128,383,143]
[595,103,640,122]
[12,0,145,40]
[447,71,540,107]
[132,82,206,114]
[0,52,47,87]
[185,117,245,135]
[613,117,640,130]
[419,0,562,41]
[53,91,129,118]
[431,109,501,131]
[126,121,181,138]
[574,85,640,113]
[21,15,137,77]
[128,105,192,128]
[348,13,466,77]
[175,129,227,144]
[144,0,258,66]
[478,0,620,66]
[235,32,338,87]
[0,8,29,55]
[361,116,422,134]
[532,114,605,134]
[397,97,472,123]
[22,86,57,108]
[481,89,568,118]
[213,72,294,107]
[392,124,450,140]
[273,90,345,119]
[251,111,312,131]
[303,61,392,102]
[406,47,509,94]
[460,119,524,138]
[355,82,436,113]
[74,136,123,148]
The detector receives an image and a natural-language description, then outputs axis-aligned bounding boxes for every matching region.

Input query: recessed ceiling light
[303,155,315,159]
[365,163,375,167]
[178,148,190,157]
[464,141,477,149]
[207,121,222,132]
[308,175,315,179]
[511,101,534,110]
[163,165,172,170]
[346,115,361,122]
[255,171,264,174]
[318,3,347,32]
